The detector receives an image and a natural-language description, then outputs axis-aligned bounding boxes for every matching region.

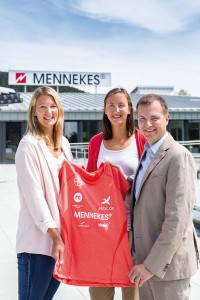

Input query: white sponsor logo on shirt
[78,221,89,228]
[99,206,114,211]
[74,176,83,186]
[98,223,110,231]
[99,196,114,210]
[101,196,111,205]
[74,211,112,221]
[74,192,82,202]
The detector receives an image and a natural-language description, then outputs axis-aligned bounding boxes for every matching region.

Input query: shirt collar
[144,132,168,156]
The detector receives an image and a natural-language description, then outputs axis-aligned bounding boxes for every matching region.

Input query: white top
[50,152,66,174]
[97,139,139,178]
[97,139,139,231]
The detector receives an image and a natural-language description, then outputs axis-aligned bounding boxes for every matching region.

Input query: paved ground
[0,164,200,300]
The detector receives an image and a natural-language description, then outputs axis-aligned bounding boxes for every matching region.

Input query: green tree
[178,89,190,96]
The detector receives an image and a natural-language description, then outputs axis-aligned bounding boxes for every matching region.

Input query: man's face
[137,100,170,146]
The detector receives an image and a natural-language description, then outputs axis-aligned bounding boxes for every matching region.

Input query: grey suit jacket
[132,133,200,281]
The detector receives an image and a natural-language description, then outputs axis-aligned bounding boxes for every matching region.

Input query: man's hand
[129,264,154,287]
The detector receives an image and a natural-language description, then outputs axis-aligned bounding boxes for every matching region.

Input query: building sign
[8,70,111,86]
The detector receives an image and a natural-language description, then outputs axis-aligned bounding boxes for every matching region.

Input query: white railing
[179,140,200,146]
[70,143,89,167]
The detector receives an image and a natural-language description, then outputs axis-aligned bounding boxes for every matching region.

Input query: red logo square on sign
[16,73,26,84]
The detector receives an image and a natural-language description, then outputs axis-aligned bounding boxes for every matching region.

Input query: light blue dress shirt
[135,132,168,198]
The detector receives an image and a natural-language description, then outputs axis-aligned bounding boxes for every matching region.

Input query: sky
[0,0,200,96]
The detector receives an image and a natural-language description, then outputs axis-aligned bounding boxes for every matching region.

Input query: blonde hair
[27,86,64,149]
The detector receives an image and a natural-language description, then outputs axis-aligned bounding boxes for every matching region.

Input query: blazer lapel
[39,139,60,193]
[61,137,72,162]
[140,150,167,184]
[39,137,72,194]
[135,134,172,201]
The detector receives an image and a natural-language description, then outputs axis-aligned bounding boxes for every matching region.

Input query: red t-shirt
[54,161,135,287]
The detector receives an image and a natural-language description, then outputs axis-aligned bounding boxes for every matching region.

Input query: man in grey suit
[129,94,200,300]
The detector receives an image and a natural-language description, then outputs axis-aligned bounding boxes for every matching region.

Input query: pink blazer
[15,132,73,256]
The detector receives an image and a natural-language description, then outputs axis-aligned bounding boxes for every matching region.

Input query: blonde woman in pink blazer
[15,86,73,299]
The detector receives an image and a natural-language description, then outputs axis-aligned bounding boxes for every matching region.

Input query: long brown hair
[102,88,135,140]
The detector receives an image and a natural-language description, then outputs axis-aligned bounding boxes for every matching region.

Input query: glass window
[189,122,200,140]
[64,122,78,142]
[170,120,183,141]
[6,122,21,163]
[189,122,200,154]
[83,121,98,142]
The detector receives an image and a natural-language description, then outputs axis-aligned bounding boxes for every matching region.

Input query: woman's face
[34,94,58,132]
[105,92,130,126]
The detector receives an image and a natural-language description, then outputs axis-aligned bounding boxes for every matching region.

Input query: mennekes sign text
[8,70,111,86]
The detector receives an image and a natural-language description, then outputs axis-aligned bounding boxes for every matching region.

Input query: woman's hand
[110,163,126,177]
[48,228,65,265]
[110,163,133,185]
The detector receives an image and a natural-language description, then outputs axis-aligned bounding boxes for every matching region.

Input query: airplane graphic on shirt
[101,196,111,205]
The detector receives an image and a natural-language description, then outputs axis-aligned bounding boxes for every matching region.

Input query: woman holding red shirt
[87,87,146,300]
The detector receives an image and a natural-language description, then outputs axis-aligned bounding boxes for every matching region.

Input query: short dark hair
[102,88,135,140]
[136,93,169,115]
